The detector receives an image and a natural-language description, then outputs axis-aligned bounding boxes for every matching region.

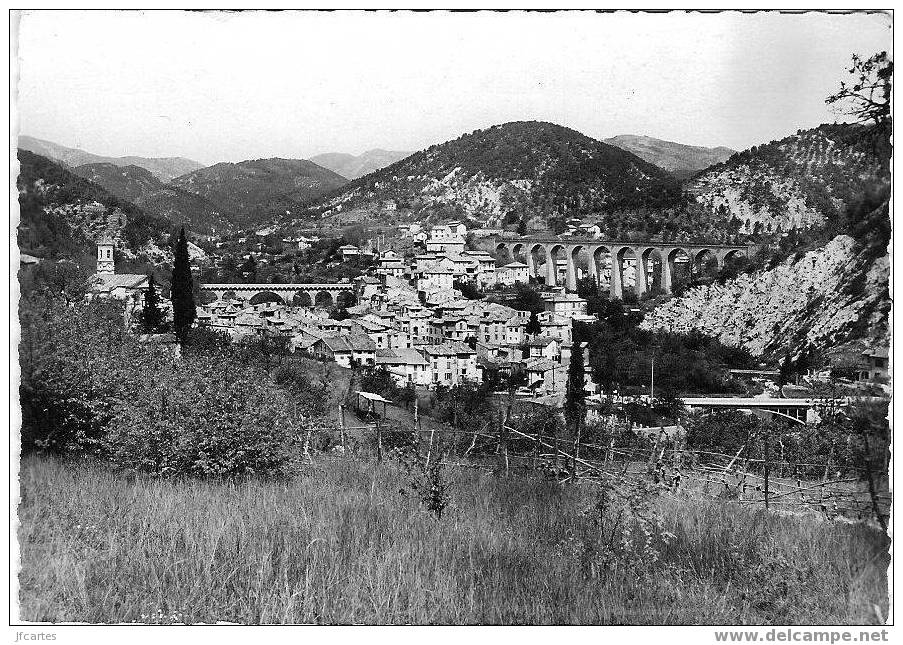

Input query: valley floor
[17,455,888,625]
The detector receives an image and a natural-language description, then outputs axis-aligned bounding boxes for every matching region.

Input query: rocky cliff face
[641,234,889,360]
[17,149,179,263]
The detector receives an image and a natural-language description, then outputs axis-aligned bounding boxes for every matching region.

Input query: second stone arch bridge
[496,236,755,298]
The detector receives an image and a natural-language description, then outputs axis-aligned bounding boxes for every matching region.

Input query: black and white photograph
[8,6,894,635]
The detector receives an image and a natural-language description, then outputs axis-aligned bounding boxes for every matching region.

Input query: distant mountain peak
[603,134,735,180]
[169,157,348,229]
[310,149,411,180]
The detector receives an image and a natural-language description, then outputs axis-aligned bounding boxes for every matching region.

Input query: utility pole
[650,354,655,400]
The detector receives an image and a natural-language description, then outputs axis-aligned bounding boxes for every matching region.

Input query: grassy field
[17,454,889,625]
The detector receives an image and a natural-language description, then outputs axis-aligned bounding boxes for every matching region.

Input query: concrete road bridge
[200,282,355,307]
[495,235,755,297]
[681,397,837,425]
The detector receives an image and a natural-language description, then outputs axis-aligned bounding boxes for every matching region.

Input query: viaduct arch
[199,282,355,306]
[497,235,755,297]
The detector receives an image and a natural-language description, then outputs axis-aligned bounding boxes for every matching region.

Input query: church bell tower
[96,234,115,275]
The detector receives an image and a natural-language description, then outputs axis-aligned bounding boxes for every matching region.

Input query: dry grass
[17,454,888,625]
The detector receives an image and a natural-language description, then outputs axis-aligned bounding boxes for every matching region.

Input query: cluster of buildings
[195,270,593,395]
[375,221,535,293]
[83,224,601,396]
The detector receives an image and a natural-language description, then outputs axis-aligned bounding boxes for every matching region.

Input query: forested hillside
[73,163,235,235]
[300,121,685,230]
[17,149,178,264]
[689,123,887,233]
[170,158,348,229]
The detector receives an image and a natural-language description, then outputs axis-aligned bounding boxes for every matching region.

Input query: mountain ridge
[18,135,204,182]
[299,121,685,231]
[72,162,235,235]
[169,157,349,229]
[16,149,180,266]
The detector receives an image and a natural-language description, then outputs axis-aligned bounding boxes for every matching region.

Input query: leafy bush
[106,353,300,478]
[19,293,303,478]
[19,294,139,453]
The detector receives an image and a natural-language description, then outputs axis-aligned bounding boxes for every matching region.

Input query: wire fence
[297,410,891,528]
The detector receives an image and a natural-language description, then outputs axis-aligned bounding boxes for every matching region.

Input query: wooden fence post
[499,409,509,476]
[375,416,383,464]
[571,414,582,483]
[339,404,346,451]
[647,429,661,475]
[427,423,436,468]
[860,431,888,532]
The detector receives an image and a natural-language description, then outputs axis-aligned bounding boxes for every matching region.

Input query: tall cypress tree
[140,273,166,333]
[171,227,196,343]
[525,310,541,337]
[564,331,586,431]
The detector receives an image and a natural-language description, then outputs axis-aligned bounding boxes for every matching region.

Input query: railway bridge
[495,235,755,297]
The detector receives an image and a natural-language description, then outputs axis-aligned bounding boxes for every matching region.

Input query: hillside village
[92,217,600,400]
[14,11,893,628]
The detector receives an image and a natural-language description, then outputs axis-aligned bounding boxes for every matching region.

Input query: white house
[462,250,497,287]
[542,293,588,319]
[426,237,466,254]
[416,259,456,292]
[430,221,467,240]
[497,261,530,286]
[376,250,405,277]
[422,342,478,387]
[375,348,431,386]
[339,245,361,260]
[527,335,561,361]
[505,315,527,345]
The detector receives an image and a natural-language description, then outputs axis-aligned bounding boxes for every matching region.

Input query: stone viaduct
[495,236,755,298]
[199,282,355,307]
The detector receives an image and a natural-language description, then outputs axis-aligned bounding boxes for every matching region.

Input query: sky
[14,10,892,166]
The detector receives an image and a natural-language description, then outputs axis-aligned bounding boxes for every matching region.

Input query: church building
[88,234,149,317]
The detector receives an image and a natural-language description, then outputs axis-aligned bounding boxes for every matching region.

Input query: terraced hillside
[688,123,887,233]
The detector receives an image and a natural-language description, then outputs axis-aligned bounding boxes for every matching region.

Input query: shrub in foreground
[106,353,301,478]
[19,293,302,477]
